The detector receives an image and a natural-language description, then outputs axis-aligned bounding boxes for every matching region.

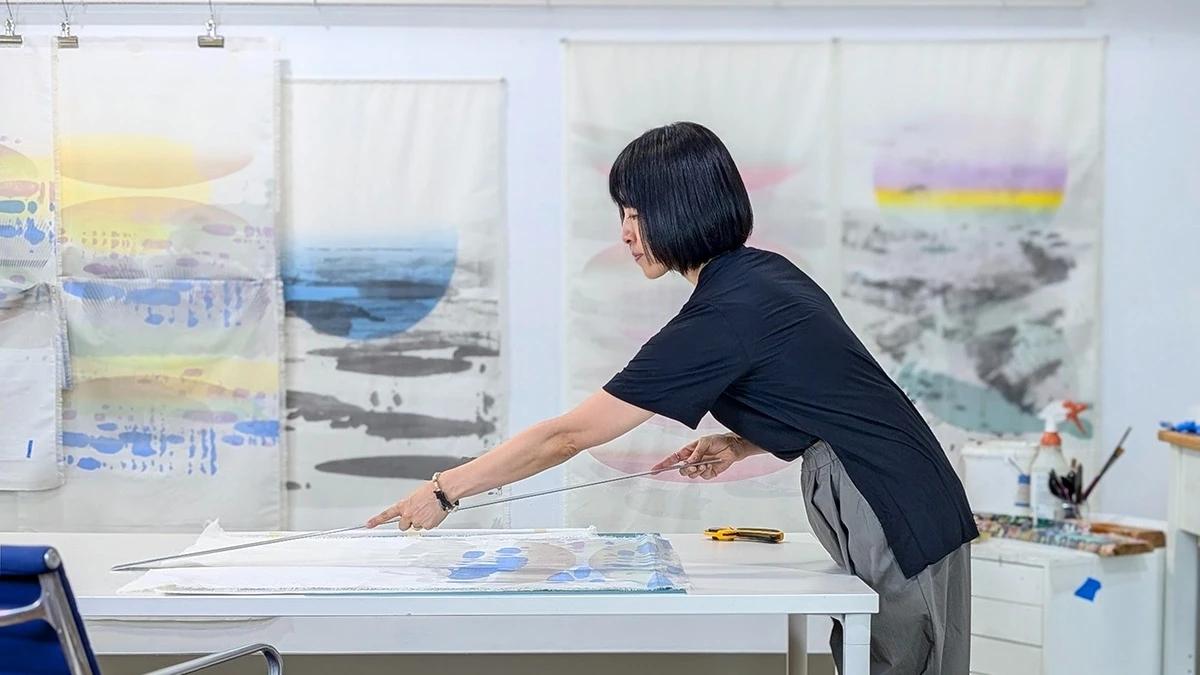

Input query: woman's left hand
[652,433,748,480]
[366,481,449,531]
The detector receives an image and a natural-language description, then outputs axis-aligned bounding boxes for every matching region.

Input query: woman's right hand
[651,433,750,480]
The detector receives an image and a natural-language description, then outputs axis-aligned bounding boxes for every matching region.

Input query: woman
[368,121,978,675]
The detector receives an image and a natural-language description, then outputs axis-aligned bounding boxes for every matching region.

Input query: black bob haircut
[608,122,753,273]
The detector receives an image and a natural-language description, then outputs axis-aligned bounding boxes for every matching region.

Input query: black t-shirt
[604,245,978,579]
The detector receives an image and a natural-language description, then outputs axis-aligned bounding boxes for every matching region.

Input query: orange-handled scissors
[704,527,784,543]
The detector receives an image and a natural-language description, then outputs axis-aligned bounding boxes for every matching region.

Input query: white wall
[11,0,1199,522]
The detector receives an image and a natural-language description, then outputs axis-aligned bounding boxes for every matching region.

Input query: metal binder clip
[57,20,77,48]
[1,18,21,46]
[198,18,223,48]
[197,0,223,48]
[1,0,22,46]
[56,0,77,48]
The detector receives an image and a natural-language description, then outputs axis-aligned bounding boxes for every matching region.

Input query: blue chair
[0,545,282,675]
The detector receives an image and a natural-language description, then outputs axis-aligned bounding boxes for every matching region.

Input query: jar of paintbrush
[1049,426,1131,520]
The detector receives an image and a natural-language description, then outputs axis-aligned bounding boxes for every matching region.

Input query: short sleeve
[603,302,749,429]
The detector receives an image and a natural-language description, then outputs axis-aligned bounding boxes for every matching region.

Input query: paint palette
[974,513,1154,556]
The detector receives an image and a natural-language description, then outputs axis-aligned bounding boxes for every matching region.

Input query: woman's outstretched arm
[367,390,653,530]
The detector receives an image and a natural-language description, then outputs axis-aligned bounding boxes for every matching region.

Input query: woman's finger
[651,455,681,472]
[367,502,404,528]
[703,457,734,480]
[653,445,692,472]
[693,442,713,467]
[655,445,695,472]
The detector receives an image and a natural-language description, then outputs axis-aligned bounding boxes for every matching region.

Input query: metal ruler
[111,458,721,571]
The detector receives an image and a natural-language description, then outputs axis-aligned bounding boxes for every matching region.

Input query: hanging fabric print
[283,80,506,529]
[563,42,835,532]
[0,43,56,288]
[0,285,63,493]
[837,41,1104,459]
[20,39,285,531]
[56,41,277,281]
[0,45,64,500]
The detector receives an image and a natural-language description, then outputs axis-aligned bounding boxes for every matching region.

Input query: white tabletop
[1,531,877,618]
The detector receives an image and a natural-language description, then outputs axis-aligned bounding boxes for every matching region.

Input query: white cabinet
[969,538,1163,675]
[1162,430,1200,674]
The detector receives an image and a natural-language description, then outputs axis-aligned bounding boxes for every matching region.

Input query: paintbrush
[1080,426,1132,503]
[1049,469,1069,502]
[1068,459,1083,504]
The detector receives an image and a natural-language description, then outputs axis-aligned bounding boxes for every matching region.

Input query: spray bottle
[1028,400,1089,524]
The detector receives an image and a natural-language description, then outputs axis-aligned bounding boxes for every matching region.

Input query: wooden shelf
[1160,430,1200,452]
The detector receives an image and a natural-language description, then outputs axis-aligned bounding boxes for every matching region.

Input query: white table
[1163,430,1200,674]
[1,531,877,675]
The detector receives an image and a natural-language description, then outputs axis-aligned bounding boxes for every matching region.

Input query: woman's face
[621,207,670,280]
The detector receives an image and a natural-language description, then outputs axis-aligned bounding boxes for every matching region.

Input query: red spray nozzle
[1064,401,1090,434]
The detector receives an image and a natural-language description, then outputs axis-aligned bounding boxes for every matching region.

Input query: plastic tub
[961,440,1038,516]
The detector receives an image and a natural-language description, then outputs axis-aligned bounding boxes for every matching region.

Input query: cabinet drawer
[971,558,1043,606]
[971,635,1042,675]
[971,597,1042,646]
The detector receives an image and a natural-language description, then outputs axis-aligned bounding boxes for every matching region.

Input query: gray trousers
[801,441,971,675]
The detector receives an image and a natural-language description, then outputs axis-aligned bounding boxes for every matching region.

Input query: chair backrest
[0,545,102,675]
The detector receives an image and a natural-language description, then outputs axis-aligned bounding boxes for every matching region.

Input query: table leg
[786,614,807,675]
[1166,527,1199,674]
[837,613,870,675]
